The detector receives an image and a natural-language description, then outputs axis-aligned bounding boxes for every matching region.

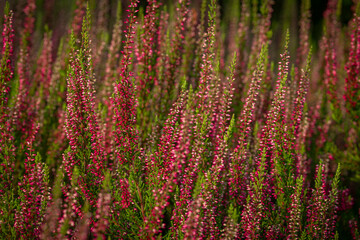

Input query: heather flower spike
[12,0,36,146]
[0,2,14,110]
[292,48,312,177]
[230,44,267,207]
[142,88,188,238]
[161,0,189,107]
[15,152,50,238]
[111,0,139,171]
[0,3,15,201]
[63,5,105,212]
[106,0,141,237]
[344,8,360,122]
[306,162,341,239]
[259,30,290,174]
[287,175,304,239]
[323,0,342,122]
[241,149,268,239]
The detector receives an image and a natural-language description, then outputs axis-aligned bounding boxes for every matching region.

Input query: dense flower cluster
[0,0,360,239]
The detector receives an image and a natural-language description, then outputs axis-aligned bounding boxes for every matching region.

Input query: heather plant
[0,3,16,238]
[63,5,106,211]
[1,0,360,239]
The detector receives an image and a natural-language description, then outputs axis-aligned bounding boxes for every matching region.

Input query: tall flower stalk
[0,4,16,236]
[62,6,105,212]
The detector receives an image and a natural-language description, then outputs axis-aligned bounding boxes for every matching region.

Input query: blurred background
[0,0,354,71]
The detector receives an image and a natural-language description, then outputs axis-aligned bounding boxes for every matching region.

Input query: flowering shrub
[1,0,360,239]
